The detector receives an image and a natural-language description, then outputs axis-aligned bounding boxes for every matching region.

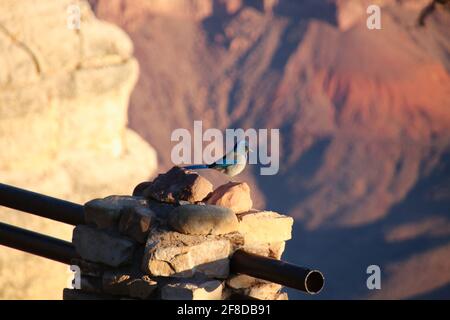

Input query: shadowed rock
[143,167,213,204]
[119,206,156,243]
[102,269,157,299]
[84,196,148,229]
[161,279,223,300]
[72,225,136,267]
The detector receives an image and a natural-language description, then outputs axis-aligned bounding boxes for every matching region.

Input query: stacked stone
[64,167,293,300]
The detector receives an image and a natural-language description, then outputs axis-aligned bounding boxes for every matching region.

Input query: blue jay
[182,140,252,178]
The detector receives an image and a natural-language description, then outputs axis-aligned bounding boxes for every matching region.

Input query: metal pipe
[0,222,79,264]
[230,249,324,294]
[0,183,84,225]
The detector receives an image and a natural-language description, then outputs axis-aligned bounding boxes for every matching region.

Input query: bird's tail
[182,164,210,170]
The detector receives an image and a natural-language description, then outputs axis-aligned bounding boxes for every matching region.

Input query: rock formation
[66,167,293,300]
[0,0,157,299]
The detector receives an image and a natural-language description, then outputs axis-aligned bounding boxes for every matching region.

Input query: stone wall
[65,167,293,300]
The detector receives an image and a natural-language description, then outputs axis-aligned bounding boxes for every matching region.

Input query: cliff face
[0,0,157,299]
[91,0,450,299]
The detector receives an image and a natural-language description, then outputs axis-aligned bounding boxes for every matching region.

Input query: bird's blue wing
[183,164,209,170]
[210,162,234,169]
[212,153,239,168]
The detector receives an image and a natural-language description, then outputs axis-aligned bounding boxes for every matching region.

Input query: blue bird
[182,140,252,178]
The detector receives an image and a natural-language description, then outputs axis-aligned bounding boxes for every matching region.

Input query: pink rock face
[206,182,253,214]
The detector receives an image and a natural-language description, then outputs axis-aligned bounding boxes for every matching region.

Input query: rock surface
[226,274,288,301]
[85,196,147,229]
[237,211,293,244]
[205,182,253,214]
[241,241,286,259]
[147,200,177,221]
[119,205,156,243]
[242,282,282,300]
[275,292,289,300]
[143,167,213,204]
[0,0,157,299]
[80,275,103,293]
[102,269,157,299]
[142,229,231,278]
[168,204,239,235]
[227,274,261,289]
[72,225,136,267]
[0,0,157,175]
[71,258,106,277]
[161,280,223,300]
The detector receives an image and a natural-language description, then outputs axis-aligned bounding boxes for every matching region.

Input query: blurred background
[0,0,449,299]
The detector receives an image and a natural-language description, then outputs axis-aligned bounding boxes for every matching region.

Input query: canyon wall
[0,0,157,299]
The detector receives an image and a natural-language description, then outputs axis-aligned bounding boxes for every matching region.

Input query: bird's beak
[249,148,254,152]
